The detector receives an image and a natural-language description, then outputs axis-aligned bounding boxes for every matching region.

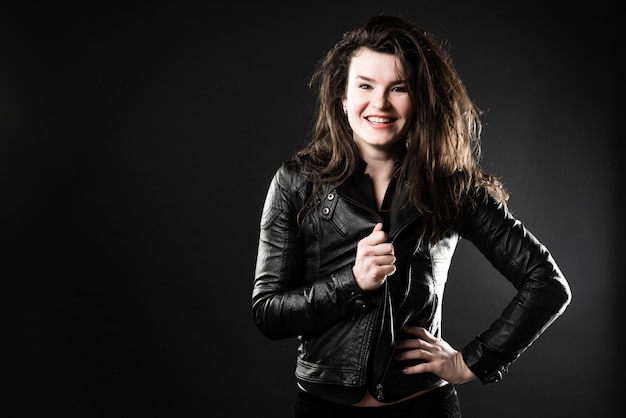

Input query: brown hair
[296,15,508,242]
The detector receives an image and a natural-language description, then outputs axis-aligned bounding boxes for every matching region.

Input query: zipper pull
[375,384,384,400]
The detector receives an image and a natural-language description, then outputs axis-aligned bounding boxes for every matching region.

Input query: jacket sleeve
[251,163,378,340]
[458,191,572,385]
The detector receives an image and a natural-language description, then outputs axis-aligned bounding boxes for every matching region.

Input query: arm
[458,191,572,384]
[251,164,377,340]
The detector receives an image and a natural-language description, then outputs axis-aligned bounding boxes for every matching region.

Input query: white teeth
[367,117,391,123]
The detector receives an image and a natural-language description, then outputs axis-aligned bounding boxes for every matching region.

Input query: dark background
[1,1,621,417]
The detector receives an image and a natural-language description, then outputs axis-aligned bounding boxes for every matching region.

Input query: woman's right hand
[352,223,396,291]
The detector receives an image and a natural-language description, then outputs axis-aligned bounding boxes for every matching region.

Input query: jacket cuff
[461,339,509,385]
[331,264,378,314]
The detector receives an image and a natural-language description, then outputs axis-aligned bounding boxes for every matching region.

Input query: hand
[395,326,477,384]
[352,223,396,291]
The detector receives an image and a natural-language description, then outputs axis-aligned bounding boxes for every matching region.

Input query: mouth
[366,116,395,124]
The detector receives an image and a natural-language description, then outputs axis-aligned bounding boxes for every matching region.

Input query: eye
[358,83,372,90]
[390,84,408,93]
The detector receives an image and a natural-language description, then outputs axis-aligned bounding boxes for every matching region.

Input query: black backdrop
[1,1,622,417]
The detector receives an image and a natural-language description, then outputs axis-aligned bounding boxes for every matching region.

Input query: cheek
[345,90,368,111]
[398,101,414,120]
[348,99,369,115]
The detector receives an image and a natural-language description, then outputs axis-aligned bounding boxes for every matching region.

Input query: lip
[365,115,396,127]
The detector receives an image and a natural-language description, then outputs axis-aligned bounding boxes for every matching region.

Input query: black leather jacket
[252,158,571,403]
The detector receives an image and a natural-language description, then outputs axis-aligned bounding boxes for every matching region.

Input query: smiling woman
[2,2,617,417]
[341,48,414,212]
[251,14,571,418]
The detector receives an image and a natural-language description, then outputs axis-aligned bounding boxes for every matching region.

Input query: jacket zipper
[339,188,421,400]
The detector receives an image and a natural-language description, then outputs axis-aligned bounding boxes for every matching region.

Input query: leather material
[252,157,571,401]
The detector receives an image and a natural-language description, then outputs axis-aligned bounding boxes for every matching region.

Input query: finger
[400,326,422,337]
[395,347,432,362]
[384,259,397,273]
[368,223,387,244]
[395,340,419,352]
[418,327,437,343]
[360,243,394,263]
[379,263,397,277]
[372,243,394,256]
[401,326,434,341]
[396,339,436,355]
[367,261,395,277]
[370,249,396,264]
[402,361,432,375]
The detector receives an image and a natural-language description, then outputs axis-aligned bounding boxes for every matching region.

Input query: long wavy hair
[295,15,509,242]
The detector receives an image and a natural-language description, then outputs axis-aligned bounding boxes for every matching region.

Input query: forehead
[349,47,404,78]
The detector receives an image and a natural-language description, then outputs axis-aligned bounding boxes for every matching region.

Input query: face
[342,48,413,157]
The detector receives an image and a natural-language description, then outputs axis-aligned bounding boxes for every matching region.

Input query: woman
[252,15,571,418]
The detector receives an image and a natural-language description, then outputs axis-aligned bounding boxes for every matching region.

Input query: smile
[366,116,394,124]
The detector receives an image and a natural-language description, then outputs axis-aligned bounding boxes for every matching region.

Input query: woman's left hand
[395,326,477,384]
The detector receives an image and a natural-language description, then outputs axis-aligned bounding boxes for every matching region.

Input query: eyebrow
[354,75,406,84]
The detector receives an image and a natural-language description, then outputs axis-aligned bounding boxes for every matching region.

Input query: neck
[363,157,395,182]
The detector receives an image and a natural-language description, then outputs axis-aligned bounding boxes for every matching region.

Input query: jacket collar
[335,171,421,242]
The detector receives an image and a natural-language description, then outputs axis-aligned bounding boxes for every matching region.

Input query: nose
[371,92,390,110]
